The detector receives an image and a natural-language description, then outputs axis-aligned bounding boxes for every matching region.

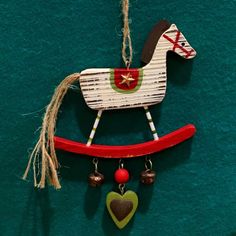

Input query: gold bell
[88,172,104,187]
[140,170,156,185]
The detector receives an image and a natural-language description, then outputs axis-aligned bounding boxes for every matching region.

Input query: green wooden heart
[106,190,138,229]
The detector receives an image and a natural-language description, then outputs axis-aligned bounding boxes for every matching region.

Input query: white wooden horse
[79,21,196,145]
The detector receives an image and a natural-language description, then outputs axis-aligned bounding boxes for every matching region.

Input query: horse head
[163,24,197,59]
[141,20,196,64]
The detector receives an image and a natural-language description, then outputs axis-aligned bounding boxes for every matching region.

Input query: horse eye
[181,42,185,46]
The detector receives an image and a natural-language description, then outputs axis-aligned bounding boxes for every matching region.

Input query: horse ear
[170,24,178,29]
[141,20,171,65]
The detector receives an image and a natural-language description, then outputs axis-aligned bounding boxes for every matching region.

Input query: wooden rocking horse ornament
[23,9,197,229]
[54,20,197,157]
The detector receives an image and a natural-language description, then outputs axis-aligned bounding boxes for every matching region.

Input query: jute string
[23,73,80,189]
[122,0,133,68]
[23,0,132,189]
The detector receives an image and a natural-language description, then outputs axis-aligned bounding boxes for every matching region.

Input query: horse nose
[186,49,196,59]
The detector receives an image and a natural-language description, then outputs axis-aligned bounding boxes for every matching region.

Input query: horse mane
[141,20,171,65]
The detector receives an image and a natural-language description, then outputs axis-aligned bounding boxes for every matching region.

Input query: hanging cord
[122,0,133,68]
[23,73,81,189]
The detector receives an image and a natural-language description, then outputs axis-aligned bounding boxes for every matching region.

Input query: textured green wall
[0,0,235,235]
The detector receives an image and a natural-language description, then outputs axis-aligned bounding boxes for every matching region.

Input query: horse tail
[23,73,81,189]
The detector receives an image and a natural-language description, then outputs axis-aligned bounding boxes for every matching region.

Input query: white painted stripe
[153,133,159,140]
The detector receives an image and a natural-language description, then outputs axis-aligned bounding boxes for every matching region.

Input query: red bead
[114,168,130,184]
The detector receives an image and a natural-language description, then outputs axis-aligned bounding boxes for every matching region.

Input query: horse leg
[86,110,103,146]
[144,106,159,140]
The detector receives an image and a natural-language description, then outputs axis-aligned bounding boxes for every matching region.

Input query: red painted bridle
[163,31,194,58]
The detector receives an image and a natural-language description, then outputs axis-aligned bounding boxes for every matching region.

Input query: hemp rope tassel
[23,73,81,189]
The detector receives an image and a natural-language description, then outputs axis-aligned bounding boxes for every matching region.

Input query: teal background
[0,0,235,235]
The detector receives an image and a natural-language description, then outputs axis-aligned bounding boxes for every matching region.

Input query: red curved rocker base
[54,124,196,158]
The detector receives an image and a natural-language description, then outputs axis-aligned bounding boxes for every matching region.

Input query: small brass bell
[88,172,104,187]
[140,170,156,185]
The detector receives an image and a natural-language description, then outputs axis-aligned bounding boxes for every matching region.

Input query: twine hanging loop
[122,0,133,68]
